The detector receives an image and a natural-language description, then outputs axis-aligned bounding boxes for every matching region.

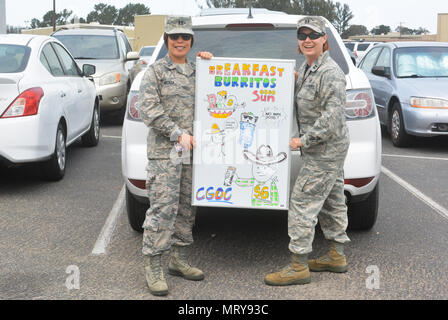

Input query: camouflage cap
[165,15,194,35]
[297,16,326,34]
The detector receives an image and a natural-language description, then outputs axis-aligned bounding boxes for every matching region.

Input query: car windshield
[395,46,448,78]
[0,44,31,73]
[140,47,155,56]
[53,35,119,59]
[156,27,349,74]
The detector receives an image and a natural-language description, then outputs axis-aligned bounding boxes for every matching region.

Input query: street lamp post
[53,0,56,31]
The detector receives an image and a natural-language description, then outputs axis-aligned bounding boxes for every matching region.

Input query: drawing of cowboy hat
[243,145,287,165]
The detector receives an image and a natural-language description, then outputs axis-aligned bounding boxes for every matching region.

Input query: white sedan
[0,34,100,181]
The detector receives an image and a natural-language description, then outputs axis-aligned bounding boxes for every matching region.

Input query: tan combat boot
[307,242,347,273]
[168,245,204,281]
[264,254,311,286]
[145,255,168,296]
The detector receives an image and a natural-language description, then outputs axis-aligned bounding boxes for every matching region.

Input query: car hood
[75,59,123,78]
[0,73,23,115]
[398,78,448,102]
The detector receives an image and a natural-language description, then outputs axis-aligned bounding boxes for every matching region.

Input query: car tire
[41,122,66,181]
[347,184,379,231]
[125,187,148,233]
[390,103,412,147]
[82,104,100,147]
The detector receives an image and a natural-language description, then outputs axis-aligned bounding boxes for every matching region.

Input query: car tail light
[345,89,375,120]
[345,177,374,188]
[126,91,142,121]
[129,179,146,189]
[1,87,44,119]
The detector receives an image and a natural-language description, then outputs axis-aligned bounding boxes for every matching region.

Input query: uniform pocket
[301,170,333,197]
[297,87,317,101]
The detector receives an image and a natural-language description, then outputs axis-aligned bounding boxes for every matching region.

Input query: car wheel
[347,184,379,231]
[125,187,148,233]
[41,123,66,181]
[82,104,100,147]
[390,103,412,147]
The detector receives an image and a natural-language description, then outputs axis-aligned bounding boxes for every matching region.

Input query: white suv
[121,10,382,232]
[344,41,380,64]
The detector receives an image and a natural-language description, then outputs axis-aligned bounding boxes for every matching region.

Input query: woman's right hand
[178,133,195,151]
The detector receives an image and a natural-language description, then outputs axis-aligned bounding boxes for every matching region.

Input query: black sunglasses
[297,31,324,41]
[168,34,192,41]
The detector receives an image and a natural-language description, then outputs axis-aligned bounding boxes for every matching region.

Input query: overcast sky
[4,0,448,34]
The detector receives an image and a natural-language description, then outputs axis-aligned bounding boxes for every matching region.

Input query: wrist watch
[171,128,183,142]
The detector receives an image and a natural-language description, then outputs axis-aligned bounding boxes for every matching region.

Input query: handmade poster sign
[192,57,295,210]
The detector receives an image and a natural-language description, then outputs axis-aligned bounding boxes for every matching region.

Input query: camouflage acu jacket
[295,51,350,161]
[138,54,195,159]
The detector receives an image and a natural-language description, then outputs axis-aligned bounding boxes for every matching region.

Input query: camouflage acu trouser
[288,158,350,255]
[142,160,195,256]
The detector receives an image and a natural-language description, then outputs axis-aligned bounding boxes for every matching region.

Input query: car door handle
[60,92,66,98]
[78,89,82,94]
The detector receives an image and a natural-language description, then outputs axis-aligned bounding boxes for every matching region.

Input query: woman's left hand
[197,51,213,60]
[290,138,303,150]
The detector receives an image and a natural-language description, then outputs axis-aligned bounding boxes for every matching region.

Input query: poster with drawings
[192,57,295,210]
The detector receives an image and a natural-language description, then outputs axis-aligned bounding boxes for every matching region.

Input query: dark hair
[163,32,194,47]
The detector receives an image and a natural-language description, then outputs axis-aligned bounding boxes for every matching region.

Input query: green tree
[414,27,429,35]
[86,3,118,25]
[371,24,391,35]
[116,3,150,26]
[28,9,73,28]
[333,2,353,34]
[341,24,368,39]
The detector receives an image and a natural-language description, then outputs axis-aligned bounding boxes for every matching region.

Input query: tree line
[20,3,149,30]
[7,0,430,38]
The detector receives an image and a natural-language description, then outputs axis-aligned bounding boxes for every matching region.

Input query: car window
[376,47,391,68]
[53,34,119,59]
[120,33,133,53]
[345,43,355,51]
[156,28,349,74]
[357,43,370,51]
[359,47,383,74]
[394,46,448,78]
[41,44,64,76]
[140,47,155,56]
[117,35,128,59]
[51,43,81,76]
[0,44,31,73]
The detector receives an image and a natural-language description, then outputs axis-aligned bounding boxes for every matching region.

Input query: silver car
[52,28,139,113]
[358,42,448,147]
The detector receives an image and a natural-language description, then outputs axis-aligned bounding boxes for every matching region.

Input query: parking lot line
[382,153,448,161]
[101,135,122,139]
[381,166,448,221]
[91,185,125,255]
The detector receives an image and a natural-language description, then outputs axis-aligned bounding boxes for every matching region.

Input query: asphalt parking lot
[0,115,447,300]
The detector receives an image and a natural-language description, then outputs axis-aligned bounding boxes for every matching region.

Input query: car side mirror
[82,64,96,77]
[372,66,391,79]
[126,51,140,61]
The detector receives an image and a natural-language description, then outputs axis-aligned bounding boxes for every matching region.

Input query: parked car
[139,45,156,65]
[345,41,379,63]
[130,46,156,81]
[0,34,99,180]
[52,28,139,113]
[122,10,382,232]
[358,41,448,147]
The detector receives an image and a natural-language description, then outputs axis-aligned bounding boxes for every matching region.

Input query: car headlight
[99,72,121,86]
[410,97,448,109]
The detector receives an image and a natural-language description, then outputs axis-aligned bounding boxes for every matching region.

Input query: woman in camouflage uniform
[265,16,351,286]
[138,16,212,296]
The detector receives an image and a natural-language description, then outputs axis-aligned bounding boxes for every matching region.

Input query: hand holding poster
[192,57,295,210]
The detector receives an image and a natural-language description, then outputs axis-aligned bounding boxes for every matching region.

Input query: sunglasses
[168,34,192,41]
[297,32,324,41]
